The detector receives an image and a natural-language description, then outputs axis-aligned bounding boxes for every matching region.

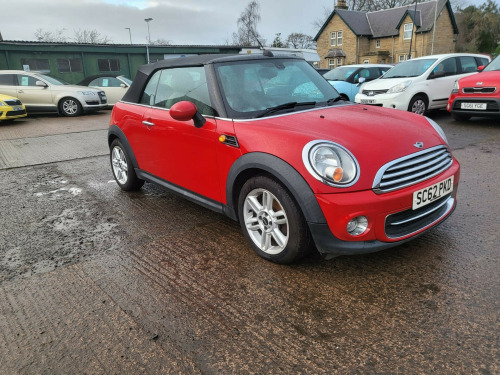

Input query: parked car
[315,68,330,76]
[0,94,27,121]
[324,64,393,101]
[108,54,459,264]
[0,70,107,116]
[447,54,500,121]
[78,74,131,106]
[355,53,491,115]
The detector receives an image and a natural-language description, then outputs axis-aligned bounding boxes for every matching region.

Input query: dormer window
[404,23,413,40]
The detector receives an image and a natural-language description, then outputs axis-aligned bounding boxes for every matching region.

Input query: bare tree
[286,33,315,49]
[74,29,111,44]
[150,38,172,45]
[232,0,265,46]
[34,28,68,42]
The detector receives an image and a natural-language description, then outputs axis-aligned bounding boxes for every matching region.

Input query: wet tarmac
[0,111,498,374]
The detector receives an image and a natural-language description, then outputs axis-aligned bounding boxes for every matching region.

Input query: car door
[89,77,127,105]
[15,74,54,109]
[427,57,459,108]
[138,66,221,202]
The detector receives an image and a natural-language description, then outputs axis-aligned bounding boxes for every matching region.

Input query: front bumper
[449,97,500,117]
[355,92,409,111]
[309,160,460,257]
[0,105,27,120]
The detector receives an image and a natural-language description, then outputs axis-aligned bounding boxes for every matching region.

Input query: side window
[459,56,478,73]
[433,58,457,77]
[153,67,214,116]
[0,74,16,86]
[477,57,489,67]
[88,78,103,87]
[16,75,39,86]
[140,70,161,105]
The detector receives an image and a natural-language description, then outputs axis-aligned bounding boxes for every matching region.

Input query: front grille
[452,100,499,112]
[373,145,453,194]
[4,99,22,106]
[98,91,107,104]
[463,87,496,94]
[6,109,26,116]
[385,195,454,238]
[362,89,388,96]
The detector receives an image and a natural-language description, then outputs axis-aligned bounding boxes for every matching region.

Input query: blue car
[324,64,393,101]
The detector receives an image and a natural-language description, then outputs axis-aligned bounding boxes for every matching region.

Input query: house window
[330,32,336,47]
[399,54,408,62]
[329,59,335,69]
[363,59,369,64]
[98,58,120,72]
[337,58,342,66]
[404,23,413,40]
[337,31,343,46]
[57,58,83,73]
[20,58,50,73]
[376,39,381,48]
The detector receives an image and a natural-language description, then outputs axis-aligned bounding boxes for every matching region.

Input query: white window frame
[337,58,342,66]
[403,23,413,40]
[337,31,343,46]
[399,54,408,62]
[363,59,369,64]
[376,39,380,48]
[330,32,336,47]
[329,59,335,69]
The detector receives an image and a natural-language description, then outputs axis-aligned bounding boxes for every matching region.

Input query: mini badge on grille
[414,142,424,149]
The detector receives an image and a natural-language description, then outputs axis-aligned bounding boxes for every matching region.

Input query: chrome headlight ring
[426,117,449,145]
[302,140,360,187]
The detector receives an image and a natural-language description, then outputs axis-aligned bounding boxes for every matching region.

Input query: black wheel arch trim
[225,152,327,225]
[108,125,140,170]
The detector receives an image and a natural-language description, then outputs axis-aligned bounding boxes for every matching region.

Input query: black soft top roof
[123,53,303,104]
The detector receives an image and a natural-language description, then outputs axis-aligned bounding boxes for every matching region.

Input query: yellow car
[0,94,27,121]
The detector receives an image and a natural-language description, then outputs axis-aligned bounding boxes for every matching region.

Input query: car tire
[451,113,471,121]
[59,97,82,117]
[110,139,145,191]
[238,175,312,264]
[408,95,428,115]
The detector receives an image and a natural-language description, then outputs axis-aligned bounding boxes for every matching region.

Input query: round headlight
[303,140,359,187]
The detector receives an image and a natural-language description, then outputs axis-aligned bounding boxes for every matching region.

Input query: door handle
[142,120,155,127]
[18,90,24,93]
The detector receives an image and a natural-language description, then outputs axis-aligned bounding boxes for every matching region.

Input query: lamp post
[144,18,153,64]
[125,27,132,44]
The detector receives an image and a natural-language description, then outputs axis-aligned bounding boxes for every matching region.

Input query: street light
[144,18,153,64]
[125,27,132,44]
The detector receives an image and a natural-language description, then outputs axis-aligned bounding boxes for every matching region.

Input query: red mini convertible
[447,54,500,120]
[109,54,460,264]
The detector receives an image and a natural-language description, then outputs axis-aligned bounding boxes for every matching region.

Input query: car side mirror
[36,80,48,87]
[357,77,366,86]
[120,83,127,88]
[429,71,445,79]
[170,101,206,128]
[477,65,485,72]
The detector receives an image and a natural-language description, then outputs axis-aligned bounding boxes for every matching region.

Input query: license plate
[361,99,376,104]
[412,176,453,210]
[13,106,23,111]
[460,102,487,110]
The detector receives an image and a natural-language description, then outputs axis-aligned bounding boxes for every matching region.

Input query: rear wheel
[408,95,428,115]
[59,97,82,117]
[238,175,312,264]
[110,139,144,191]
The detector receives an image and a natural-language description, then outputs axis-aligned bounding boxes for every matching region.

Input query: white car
[0,70,107,116]
[78,74,131,106]
[355,53,491,115]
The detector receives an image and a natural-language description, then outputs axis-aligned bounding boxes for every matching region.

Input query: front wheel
[59,97,82,117]
[238,175,312,264]
[110,139,144,191]
[408,95,428,115]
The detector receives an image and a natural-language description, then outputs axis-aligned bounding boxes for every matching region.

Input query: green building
[0,41,245,83]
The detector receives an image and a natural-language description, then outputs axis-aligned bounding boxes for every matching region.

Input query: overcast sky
[1,0,486,46]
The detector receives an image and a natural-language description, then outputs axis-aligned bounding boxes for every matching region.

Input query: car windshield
[484,55,500,72]
[382,59,437,79]
[323,66,358,81]
[215,59,340,119]
[119,76,133,85]
[36,74,70,85]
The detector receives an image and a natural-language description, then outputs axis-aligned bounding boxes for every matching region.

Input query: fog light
[347,216,368,236]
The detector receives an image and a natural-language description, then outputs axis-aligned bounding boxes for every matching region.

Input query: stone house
[314,0,459,69]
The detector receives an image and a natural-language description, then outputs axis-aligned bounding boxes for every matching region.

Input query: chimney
[336,0,348,10]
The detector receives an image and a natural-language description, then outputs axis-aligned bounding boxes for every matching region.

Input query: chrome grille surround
[462,87,496,94]
[373,145,453,194]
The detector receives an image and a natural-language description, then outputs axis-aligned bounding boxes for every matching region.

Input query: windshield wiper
[383,75,408,79]
[325,96,344,105]
[256,101,316,118]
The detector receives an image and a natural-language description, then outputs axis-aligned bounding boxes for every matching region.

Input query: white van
[355,53,490,114]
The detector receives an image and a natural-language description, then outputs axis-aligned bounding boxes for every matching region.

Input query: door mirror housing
[170,101,206,128]
[477,65,485,72]
[357,77,366,86]
[36,80,48,87]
